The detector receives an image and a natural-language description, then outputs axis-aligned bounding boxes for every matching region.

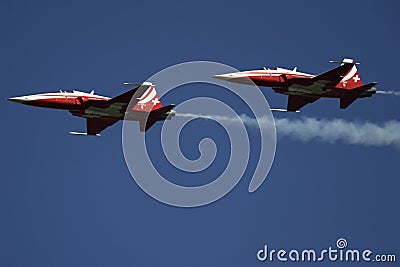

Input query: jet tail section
[131,82,163,112]
[337,58,363,89]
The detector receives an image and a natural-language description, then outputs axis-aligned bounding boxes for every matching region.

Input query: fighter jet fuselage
[214,58,377,111]
[8,82,175,135]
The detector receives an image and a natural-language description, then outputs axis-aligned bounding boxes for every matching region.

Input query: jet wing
[287,63,355,88]
[87,118,119,135]
[70,84,153,120]
[83,83,152,111]
[311,62,355,86]
[287,95,320,111]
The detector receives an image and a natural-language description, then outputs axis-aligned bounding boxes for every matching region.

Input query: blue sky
[1,0,399,266]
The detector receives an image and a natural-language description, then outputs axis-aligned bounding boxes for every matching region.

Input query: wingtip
[270,108,300,113]
[69,131,101,137]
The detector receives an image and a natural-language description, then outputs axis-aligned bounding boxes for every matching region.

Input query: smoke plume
[376,90,400,96]
[176,113,400,148]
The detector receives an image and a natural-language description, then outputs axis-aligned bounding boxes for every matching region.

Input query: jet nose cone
[7,96,28,104]
[212,73,234,81]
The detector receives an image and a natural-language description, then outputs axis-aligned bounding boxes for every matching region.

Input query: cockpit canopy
[262,66,298,72]
[59,90,95,95]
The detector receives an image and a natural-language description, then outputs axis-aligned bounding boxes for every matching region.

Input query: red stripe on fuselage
[22,95,109,110]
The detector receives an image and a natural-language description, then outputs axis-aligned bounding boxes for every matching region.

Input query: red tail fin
[338,59,363,89]
[131,82,163,112]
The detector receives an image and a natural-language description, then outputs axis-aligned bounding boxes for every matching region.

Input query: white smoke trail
[376,90,400,96]
[274,117,400,147]
[176,113,400,148]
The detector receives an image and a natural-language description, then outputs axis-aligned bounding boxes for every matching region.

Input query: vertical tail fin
[130,82,176,131]
[338,58,363,89]
[131,82,163,112]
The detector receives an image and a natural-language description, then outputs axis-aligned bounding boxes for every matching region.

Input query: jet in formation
[8,82,175,135]
[8,58,378,135]
[213,58,377,111]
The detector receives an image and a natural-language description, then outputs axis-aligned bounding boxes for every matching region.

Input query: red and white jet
[213,58,377,111]
[8,82,175,135]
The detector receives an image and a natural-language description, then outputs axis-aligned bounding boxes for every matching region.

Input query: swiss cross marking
[353,75,360,83]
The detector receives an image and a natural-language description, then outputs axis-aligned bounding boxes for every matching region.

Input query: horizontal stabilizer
[352,82,378,92]
[340,97,357,109]
[339,82,377,109]
[139,104,175,132]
